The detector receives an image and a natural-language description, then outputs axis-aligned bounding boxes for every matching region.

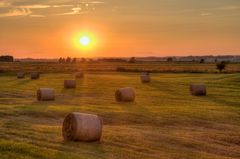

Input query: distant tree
[216,61,226,72]
[200,59,205,63]
[66,57,71,63]
[81,58,86,63]
[89,59,93,62]
[62,58,66,63]
[167,57,173,62]
[0,55,14,62]
[58,57,63,63]
[215,58,218,63]
[128,57,136,63]
[72,58,77,63]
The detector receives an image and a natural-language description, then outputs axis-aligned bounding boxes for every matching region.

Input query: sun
[71,31,98,51]
[79,35,91,46]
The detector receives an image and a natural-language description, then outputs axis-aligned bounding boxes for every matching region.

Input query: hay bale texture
[64,80,76,88]
[31,72,40,79]
[140,72,150,83]
[17,72,25,79]
[190,84,207,96]
[37,88,55,101]
[115,87,135,102]
[62,112,102,142]
[75,72,84,78]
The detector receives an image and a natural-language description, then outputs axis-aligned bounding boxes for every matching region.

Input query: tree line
[58,57,77,63]
[0,55,14,62]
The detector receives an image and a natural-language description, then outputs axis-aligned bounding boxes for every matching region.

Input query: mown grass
[0,72,240,159]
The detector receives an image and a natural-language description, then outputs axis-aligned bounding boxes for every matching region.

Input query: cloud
[88,1,105,4]
[78,1,105,5]
[215,5,240,11]
[30,14,45,18]
[0,8,31,17]
[17,5,51,9]
[0,0,105,18]
[56,7,88,16]
[52,5,73,8]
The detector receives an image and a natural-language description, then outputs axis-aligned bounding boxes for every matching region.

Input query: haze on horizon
[0,0,240,58]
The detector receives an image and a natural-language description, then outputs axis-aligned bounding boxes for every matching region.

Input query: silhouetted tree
[200,59,205,63]
[62,58,66,63]
[81,58,86,63]
[66,57,71,63]
[0,55,14,62]
[98,58,126,62]
[88,58,93,62]
[167,57,173,62]
[128,57,136,63]
[216,61,226,72]
[58,57,63,63]
[72,58,77,63]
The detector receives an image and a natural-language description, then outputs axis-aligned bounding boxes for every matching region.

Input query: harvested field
[0,71,240,159]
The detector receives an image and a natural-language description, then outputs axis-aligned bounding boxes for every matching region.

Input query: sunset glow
[80,36,91,46]
[71,31,97,53]
[0,0,239,58]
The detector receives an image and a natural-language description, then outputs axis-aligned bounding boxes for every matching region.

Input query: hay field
[0,68,240,158]
[0,61,240,73]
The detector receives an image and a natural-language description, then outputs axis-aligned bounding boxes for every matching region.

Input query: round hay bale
[75,72,84,78]
[190,84,207,96]
[140,72,150,83]
[17,72,25,79]
[31,72,40,79]
[62,112,102,142]
[37,88,55,101]
[115,87,135,102]
[64,80,76,88]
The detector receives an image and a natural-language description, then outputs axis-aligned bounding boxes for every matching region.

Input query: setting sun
[79,36,91,46]
[71,31,97,52]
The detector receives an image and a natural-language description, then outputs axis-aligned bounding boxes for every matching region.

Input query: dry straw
[190,84,207,96]
[64,80,76,88]
[37,88,55,101]
[140,72,151,83]
[115,87,135,102]
[62,112,102,142]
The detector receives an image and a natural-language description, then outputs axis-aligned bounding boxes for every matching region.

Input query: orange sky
[0,0,240,58]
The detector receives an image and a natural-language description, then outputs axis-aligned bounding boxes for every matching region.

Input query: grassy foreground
[0,72,240,159]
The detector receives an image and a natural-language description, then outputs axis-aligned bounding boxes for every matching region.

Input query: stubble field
[0,62,240,159]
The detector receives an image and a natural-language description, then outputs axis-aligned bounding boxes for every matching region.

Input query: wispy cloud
[30,14,46,18]
[56,7,85,15]
[52,5,73,8]
[0,0,105,18]
[0,8,31,17]
[17,5,51,9]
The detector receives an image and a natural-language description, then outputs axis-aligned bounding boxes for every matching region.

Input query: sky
[0,0,240,58]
